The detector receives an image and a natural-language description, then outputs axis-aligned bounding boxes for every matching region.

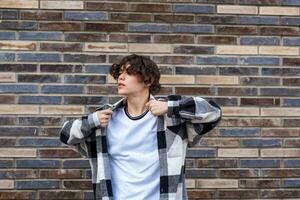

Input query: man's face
[117,64,149,96]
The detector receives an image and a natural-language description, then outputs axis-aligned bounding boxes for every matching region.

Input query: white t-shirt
[107,104,160,200]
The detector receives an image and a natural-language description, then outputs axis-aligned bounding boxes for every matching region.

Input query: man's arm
[167,95,222,123]
[59,112,100,145]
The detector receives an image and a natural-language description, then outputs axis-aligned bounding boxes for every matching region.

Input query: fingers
[97,108,113,127]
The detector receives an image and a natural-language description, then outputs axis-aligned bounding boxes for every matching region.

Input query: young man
[59,54,222,200]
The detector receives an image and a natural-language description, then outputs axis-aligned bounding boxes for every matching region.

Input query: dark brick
[154,14,194,23]
[39,22,81,31]
[39,149,80,158]
[260,27,299,36]
[261,190,300,198]
[0,117,16,125]
[153,56,193,64]
[220,169,259,178]
[65,33,106,42]
[0,85,38,93]
[65,11,108,21]
[110,34,151,43]
[39,191,83,200]
[262,169,300,177]
[240,36,280,45]
[41,64,82,73]
[285,160,300,168]
[0,170,38,179]
[85,23,126,32]
[218,190,259,199]
[174,4,214,13]
[0,31,16,40]
[196,15,238,24]
[173,45,214,54]
[219,128,260,137]
[40,43,82,52]
[86,2,127,11]
[0,138,15,147]
[17,53,60,62]
[240,16,279,25]
[219,67,258,75]
[16,160,60,169]
[18,74,60,83]
[19,96,61,104]
[0,64,36,72]
[197,159,238,168]
[0,160,13,168]
[240,77,280,86]
[19,31,62,41]
[20,11,62,20]
[283,99,300,107]
[283,37,300,46]
[283,119,300,127]
[174,25,213,33]
[188,190,215,199]
[129,3,171,12]
[154,34,194,43]
[0,10,18,20]
[262,67,300,76]
[283,58,300,66]
[87,86,118,95]
[240,179,280,188]
[186,149,216,158]
[18,138,61,147]
[242,139,282,148]
[239,0,280,5]
[186,169,216,178]
[0,95,15,104]
[241,159,280,168]
[261,88,300,97]
[262,128,300,137]
[284,139,300,147]
[16,181,59,189]
[63,180,92,189]
[176,66,216,75]
[64,96,106,105]
[239,118,280,127]
[217,26,257,35]
[40,169,83,179]
[40,128,60,137]
[197,56,237,65]
[175,87,216,96]
[282,0,300,5]
[281,17,300,26]
[241,98,280,106]
[240,56,279,66]
[63,160,90,169]
[0,127,37,137]
[0,21,37,30]
[198,36,236,44]
[0,192,36,200]
[42,85,83,94]
[283,78,300,86]
[218,88,258,96]
[64,75,106,84]
[111,13,152,22]
[64,54,106,63]
[129,23,170,33]
[85,65,110,73]
[0,53,15,61]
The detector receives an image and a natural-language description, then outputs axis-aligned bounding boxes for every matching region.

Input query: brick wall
[0,0,299,199]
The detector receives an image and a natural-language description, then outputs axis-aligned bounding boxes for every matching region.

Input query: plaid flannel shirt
[59,94,222,200]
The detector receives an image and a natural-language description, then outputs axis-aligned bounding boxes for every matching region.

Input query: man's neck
[126,92,150,117]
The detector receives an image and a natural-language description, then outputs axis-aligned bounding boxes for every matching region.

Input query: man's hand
[145,100,168,116]
[96,108,113,127]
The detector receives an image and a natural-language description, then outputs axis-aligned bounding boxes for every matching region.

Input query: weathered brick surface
[0,1,299,199]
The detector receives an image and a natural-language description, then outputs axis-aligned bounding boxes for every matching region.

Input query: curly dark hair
[109,54,161,95]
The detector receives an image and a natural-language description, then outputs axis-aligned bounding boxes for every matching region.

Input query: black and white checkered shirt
[60,94,222,200]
